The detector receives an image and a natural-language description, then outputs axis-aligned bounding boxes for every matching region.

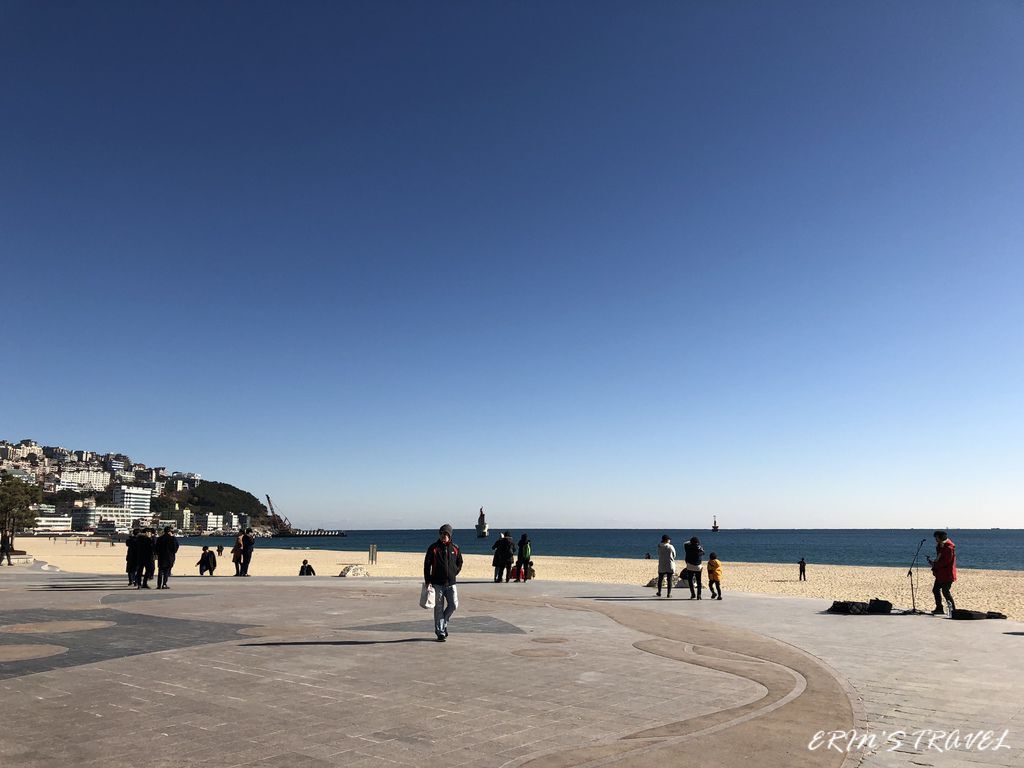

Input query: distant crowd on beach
[125,527,266,587]
[650,535,811,599]
[490,530,534,583]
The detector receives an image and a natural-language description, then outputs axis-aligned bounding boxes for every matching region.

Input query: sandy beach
[20,537,1024,621]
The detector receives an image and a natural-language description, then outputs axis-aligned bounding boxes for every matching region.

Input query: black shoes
[436,633,446,642]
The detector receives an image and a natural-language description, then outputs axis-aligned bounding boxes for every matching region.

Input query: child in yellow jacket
[707,553,723,600]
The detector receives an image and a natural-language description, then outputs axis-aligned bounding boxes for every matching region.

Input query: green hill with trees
[176,481,268,523]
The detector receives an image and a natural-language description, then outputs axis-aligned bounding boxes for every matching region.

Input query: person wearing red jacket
[926,530,957,615]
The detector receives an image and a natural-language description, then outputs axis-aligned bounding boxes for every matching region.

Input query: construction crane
[265,495,294,536]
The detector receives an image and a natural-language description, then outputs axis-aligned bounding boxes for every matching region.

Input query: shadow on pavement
[243,638,436,647]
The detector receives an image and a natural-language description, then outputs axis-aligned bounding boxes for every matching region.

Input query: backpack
[867,598,893,615]
[827,600,869,615]
[951,609,988,620]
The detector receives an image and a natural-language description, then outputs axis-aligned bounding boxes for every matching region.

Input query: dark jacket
[197,550,217,573]
[155,533,179,568]
[135,535,155,563]
[299,564,316,576]
[424,539,463,586]
[1,531,14,553]
[491,536,515,566]
[242,533,255,554]
[683,540,704,567]
[125,534,139,572]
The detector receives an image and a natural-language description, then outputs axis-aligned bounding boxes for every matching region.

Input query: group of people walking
[127,528,257,585]
[655,535,723,600]
[125,527,179,589]
[490,531,533,582]
[196,529,256,576]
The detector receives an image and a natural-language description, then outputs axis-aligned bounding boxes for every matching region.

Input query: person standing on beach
[197,546,216,575]
[655,535,676,597]
[683,536,704,599]
[134,529,156,588]
[299,559,316,575]
[798,557,807,581]
[1,528,14,566]
[515,533,532,582]
[240,528,256,576]
[154,526,179,589]
[927,530,957,615]
[707,552,723,600]
[125,529,140,585]
[424,524,463,642]
[231,533,244,576]
[492,531,515,583]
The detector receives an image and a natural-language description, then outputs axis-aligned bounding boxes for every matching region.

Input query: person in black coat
[682,536,705,599]
[240,528,256,576]
[299,559,316,576]
[154,527,179,589]
[2,528,15,566]
[134,530,156,589]
[424,524,463,642]
[491,531,515,583]
[125,529,140,585]
[197,546,217,576]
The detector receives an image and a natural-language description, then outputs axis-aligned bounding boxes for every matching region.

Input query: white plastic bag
[420,583,435,609]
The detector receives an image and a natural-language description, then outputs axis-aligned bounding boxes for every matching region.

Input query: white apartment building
[60,465,111,491]
[173,507,195,529]
[0,441,42,460]
[222,512,238,530]
[34,515,73,533]
[71,505,140,531]
[113,485,152,518]
[196,512,223,531]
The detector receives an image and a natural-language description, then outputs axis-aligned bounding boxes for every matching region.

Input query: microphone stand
[903,538,927,615]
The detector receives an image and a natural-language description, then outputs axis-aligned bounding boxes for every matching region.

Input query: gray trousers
[433,584,457,634]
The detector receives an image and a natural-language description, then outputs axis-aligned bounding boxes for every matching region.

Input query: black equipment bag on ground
[867,598,893,614]
[827,600,870,615]
[951,608,988,620]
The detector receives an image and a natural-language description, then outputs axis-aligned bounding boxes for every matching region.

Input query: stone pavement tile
[243,753,337,768]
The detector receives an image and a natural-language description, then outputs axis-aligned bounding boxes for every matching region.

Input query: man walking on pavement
[424,523,463,642]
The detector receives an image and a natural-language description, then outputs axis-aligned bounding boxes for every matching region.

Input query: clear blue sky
[3,1,1022,529]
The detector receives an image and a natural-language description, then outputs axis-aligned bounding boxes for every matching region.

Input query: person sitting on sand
[927,530,956,615]
[707,552,723,600]
[299,559,316,576]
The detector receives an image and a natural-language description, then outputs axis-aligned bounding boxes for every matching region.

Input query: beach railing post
[368,544,377,564]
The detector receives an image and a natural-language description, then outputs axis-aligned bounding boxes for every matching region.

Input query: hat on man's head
[439,524,453,536]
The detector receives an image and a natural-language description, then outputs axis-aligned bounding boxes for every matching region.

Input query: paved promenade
[1,563,1021,768]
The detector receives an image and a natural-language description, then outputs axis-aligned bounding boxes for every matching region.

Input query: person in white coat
[656,535,676,597]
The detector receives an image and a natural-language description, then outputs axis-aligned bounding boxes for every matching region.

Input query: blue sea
[187,528,1024,571]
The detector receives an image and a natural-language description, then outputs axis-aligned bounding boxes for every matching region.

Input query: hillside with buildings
[0,437,268,535]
